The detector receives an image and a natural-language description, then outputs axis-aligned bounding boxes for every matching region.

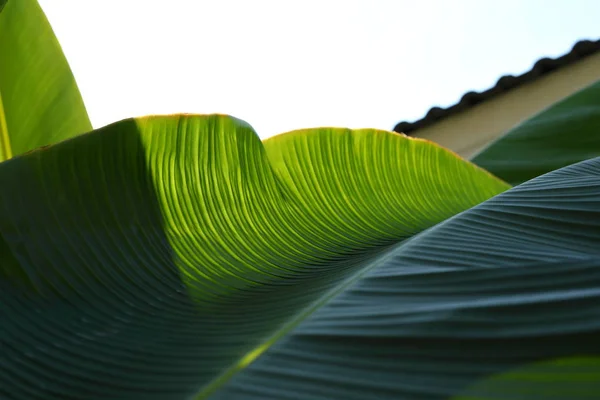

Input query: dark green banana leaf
[3,114,600,399]
[213,152,600,400]
[1,115,509,399]
[209,150,600,400]
[0,0,91,161]
[472,79,600,185]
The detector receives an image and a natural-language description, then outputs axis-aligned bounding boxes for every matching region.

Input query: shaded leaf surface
[0,115,506,399]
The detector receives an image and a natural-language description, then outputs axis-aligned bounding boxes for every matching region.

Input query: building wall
[410,53,600,159]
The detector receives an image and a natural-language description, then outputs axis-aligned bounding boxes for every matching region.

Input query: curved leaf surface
[472,79,600,185]
[209,156,600,399]
[0,0,91,161]
[0,114,507,399]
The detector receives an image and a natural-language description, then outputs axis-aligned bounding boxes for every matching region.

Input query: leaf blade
[0,0,91,161]
[0,114,508,399]
[210,156,600,399]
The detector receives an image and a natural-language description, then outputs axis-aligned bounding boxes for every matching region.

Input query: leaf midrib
[193,243,402,399]
[0,88,12,161]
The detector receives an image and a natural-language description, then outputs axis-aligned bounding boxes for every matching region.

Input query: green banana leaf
[1,114,509,399]
[212,154,600,400]
[0,0,91,161]
[472,79,600,185]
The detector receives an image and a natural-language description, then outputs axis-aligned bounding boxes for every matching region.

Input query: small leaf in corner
[0,1,7,14]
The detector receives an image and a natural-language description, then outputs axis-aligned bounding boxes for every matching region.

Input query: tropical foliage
[1,1,600,399]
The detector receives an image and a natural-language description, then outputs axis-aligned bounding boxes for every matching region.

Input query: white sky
[39,0,600,139]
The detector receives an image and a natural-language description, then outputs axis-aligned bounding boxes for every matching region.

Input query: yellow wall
[410,53,600,159]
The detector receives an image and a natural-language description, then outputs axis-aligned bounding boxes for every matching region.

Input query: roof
[393,38,600,135]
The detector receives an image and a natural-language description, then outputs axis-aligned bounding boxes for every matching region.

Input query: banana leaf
[1,115,510,399]
[0,0,91,161]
